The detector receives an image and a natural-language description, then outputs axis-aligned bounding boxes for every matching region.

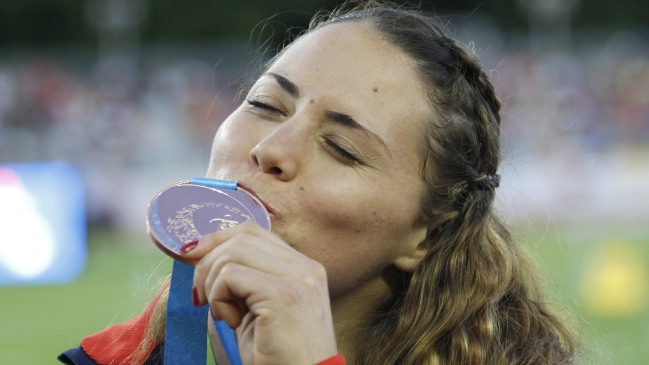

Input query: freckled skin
[207,22,431,303]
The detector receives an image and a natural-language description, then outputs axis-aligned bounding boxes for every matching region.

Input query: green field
[1,223,647,364]
[0,229,170,364]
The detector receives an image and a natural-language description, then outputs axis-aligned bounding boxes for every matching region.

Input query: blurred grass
[1,223,647,364]
[0,228,171,364]
[515,221,649,364]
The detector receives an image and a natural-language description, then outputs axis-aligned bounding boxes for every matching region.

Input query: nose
[249,123,303,181]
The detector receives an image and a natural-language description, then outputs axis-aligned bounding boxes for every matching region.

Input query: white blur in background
[0,170,55,278]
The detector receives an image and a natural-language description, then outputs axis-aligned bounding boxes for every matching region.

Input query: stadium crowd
[1,30,648,226]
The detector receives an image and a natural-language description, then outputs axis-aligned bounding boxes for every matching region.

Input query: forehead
[266,22,430,153]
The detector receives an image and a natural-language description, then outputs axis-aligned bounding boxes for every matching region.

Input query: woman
[60,1,578,364]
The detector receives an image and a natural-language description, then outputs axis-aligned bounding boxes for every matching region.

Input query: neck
[330,270,396,361]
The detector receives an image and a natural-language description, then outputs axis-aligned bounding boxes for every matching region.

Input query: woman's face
[207,22,431,299]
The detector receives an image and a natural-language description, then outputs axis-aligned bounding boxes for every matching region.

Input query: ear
[392,212,458,272]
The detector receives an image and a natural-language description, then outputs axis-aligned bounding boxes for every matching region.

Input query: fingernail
[180,240,199,254]
[192,286,199,306]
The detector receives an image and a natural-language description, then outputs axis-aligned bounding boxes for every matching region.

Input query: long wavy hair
[139,1,580,364]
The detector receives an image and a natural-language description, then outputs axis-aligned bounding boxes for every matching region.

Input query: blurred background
[0,0,647,363]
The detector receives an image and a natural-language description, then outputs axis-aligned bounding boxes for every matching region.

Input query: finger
[198,237,300,304]
[207,263,265,328]
[211,299,244,329]
[209,263,329,328]
[192,232,305,306]
[181,221,286,260]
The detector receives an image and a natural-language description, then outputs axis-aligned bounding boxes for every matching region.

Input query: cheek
[289,177,412,261]
[209,116,257,170]
[300,176,412,235]
[296,205,403,298]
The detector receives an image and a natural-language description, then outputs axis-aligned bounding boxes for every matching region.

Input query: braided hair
[304,2,578,364]
[139,2,579,364]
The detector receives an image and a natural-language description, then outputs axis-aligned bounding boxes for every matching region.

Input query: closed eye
[324,138,360,163]
[246,99,287,116]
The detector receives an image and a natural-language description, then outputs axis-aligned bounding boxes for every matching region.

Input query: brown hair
[142,1,580,364]
[307,1,579,364]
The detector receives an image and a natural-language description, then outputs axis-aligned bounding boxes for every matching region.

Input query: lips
[237,181,278,218]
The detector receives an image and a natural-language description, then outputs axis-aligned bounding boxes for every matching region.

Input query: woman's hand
[181,221,338,365]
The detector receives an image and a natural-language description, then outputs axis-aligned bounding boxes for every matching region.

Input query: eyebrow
[264,72,392,157]
[267,72,299,99]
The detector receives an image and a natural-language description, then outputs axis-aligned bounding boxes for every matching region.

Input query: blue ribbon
[190,177,238,190]
[212,318,243,365]
[165,260,209,365]
[164,178,243,365]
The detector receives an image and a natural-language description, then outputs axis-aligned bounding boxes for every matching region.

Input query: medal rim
[146,180,271,262]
